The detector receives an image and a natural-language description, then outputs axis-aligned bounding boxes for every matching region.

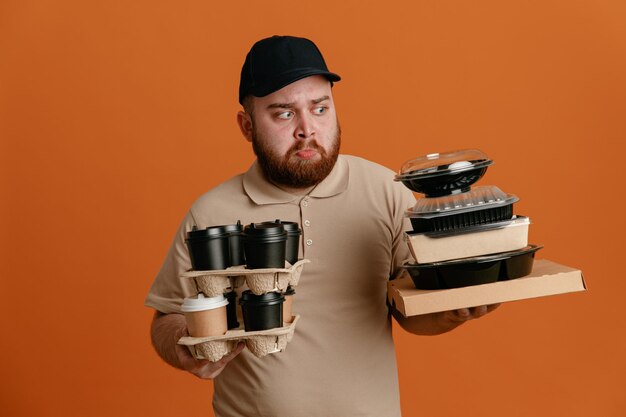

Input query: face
[238,75,341,188]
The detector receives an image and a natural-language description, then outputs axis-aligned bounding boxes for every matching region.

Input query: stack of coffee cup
[184,219,303,334]
[274,220,299,323]
[394,149,543,289]
[185,222,246,331]
[239,220,302,331]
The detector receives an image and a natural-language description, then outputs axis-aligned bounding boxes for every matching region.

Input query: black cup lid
[223,220,244,233]
[262,219,301,233]
[240,290,285,303]
[244,222,286,237]
[186,225,229,239]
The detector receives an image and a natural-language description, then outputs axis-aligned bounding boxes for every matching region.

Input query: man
[146,35,498,416]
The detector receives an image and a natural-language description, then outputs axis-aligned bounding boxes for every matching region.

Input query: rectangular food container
[405,216,530,263]
[405,185,518,233]
[404,244,542,289]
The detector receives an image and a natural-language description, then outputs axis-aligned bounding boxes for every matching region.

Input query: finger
[175,343,209,369]
[452,308,471,321]
[471,305,488,318]
[486,303,501,313]
[177,343,200,361]
[469,303,502,319]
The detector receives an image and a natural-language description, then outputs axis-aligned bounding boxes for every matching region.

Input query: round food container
[395,149,493,197]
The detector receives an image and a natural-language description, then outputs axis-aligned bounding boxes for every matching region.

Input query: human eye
[276,111,294,119]
[312,106,327,115]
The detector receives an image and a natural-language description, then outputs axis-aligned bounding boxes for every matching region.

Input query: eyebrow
[266,95,330,110]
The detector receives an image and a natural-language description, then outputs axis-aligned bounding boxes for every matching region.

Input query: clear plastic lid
[406,215,530,238]
[406,185,518,218]
[396,149,492,179]
[395,149,494,196]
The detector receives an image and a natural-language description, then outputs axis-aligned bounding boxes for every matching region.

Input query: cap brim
[249,68,341,98]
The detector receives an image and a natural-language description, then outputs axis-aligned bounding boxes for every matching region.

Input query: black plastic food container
[262,220,302,264]
[395,150,493,197]
[400,164,490,197]
[405,245,543,289]
[243,223,287,269]
[224,291,240,329]
[499,246,540,280]
[239,290,284,331]
[406,185,518,233]
[185,225,230,271]
[410,204,514,233]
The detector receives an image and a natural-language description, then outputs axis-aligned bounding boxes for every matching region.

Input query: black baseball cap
[239,35,341,104]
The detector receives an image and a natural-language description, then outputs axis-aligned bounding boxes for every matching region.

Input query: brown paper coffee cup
[282,287,295,324]
[182,294,229,337]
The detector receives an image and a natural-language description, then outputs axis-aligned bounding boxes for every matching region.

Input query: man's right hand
[151,311,245,379]
[176,340,245,379]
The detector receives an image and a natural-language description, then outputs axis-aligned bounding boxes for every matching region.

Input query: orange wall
[1,1,625,416]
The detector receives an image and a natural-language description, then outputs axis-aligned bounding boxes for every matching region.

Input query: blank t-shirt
[145,155,416,417]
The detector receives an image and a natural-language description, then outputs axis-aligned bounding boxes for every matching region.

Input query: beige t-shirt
[145,155,416,417]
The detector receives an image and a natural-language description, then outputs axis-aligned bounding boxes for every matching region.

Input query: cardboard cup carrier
[179,220,308,362]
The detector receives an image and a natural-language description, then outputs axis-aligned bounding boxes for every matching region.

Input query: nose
[293,113,315,140]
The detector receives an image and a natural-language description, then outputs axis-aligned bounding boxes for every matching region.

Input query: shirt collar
[243,155,349,205]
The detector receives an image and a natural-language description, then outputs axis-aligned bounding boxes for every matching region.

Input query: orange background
[1,1,625,416]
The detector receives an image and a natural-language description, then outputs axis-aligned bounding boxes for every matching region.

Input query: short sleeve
[144,211,198,314]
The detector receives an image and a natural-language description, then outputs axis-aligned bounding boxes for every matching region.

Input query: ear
[236,111,254,143]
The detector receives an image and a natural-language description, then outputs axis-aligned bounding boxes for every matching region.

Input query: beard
[251,122,341,189]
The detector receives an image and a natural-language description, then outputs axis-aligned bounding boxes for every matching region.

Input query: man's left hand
[392,303,501,335]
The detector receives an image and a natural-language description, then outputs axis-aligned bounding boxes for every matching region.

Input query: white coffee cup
[181,293,229,337]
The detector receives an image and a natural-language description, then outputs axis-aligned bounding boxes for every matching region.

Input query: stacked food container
[394,149,542,289]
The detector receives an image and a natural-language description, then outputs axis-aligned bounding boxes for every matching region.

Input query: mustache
[287,140,326,156]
